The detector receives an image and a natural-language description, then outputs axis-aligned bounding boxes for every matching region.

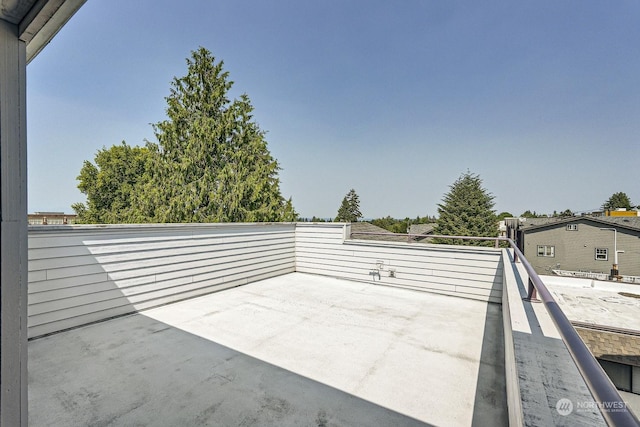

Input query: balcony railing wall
[28,223,295,338]
[296,223,503,303]
[29,223,506,338]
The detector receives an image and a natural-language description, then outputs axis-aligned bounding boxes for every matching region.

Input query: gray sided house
[518,216,640,277]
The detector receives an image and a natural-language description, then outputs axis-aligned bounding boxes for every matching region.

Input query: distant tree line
[313,185,638,245]
[329,173,498,247]
[329,188,436,232]
[520,209,574,218]
[370,215,436,234]
[517,192,636,219]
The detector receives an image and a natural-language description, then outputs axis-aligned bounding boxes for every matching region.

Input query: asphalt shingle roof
[349,222,410,242]
[520,216,640,232]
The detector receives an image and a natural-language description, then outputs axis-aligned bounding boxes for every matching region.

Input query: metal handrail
[507,237,639,426]
[350,231,504,247]
[349,231,639,426]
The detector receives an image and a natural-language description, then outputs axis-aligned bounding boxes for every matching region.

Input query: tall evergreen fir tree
[148,47,295,223]
[335,197,351,222]
[335,189,362,222]
[434,172,497,245]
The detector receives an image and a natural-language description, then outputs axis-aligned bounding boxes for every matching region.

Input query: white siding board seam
[29,240,294,271]
[27,228,295,250]
[295,254,500,276]
[30,256,294,312]
[296,245,501,267]
[38,247,293,280]
[29,263,294,330]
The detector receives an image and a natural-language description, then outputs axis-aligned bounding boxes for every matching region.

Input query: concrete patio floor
[28,273,506,426]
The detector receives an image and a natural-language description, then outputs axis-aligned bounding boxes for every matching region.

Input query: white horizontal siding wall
[296,223,503,303]
[29,222,503,337]
[28,223,295,338]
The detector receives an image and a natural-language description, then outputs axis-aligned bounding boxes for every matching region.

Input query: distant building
[28,212,77,225]
[508,216,640,277]
[605,208,639,217]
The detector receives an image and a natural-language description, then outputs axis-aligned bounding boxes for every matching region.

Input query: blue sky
[27,1,640,219]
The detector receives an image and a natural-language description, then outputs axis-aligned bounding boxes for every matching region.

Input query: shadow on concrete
[470,255,508,426]
[29,311,434,427]
[506,250,543,337]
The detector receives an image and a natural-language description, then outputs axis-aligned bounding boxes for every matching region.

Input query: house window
[566,224,578,231]
[595,248,608,261]
[537,245,555,257]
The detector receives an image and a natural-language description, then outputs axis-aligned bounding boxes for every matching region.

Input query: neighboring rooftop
[544,275,640,333]
[543,275,640,416]
[28,212,77,225]
[519,216,640,231]
[349,221,438,243]
[349,221,410,242]
[408,223,437,236]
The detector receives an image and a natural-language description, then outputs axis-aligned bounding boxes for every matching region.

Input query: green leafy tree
[370,216,395,231]
[389,219,410,234]
[552,209,574,218]
[497,211,514,221]
[434,172,497,245]
[520,210,544,218]
[414,215,437,223]
[335,189,362,222]
[377,217,409,234]
[602,192,633,211]
[72,142,153,223]
[370,216,436,233]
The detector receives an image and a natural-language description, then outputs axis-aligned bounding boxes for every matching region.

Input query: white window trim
[595,248,608,261]
[537,245,555,257]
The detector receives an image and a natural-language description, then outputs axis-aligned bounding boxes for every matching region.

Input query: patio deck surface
[28,272,506,426]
